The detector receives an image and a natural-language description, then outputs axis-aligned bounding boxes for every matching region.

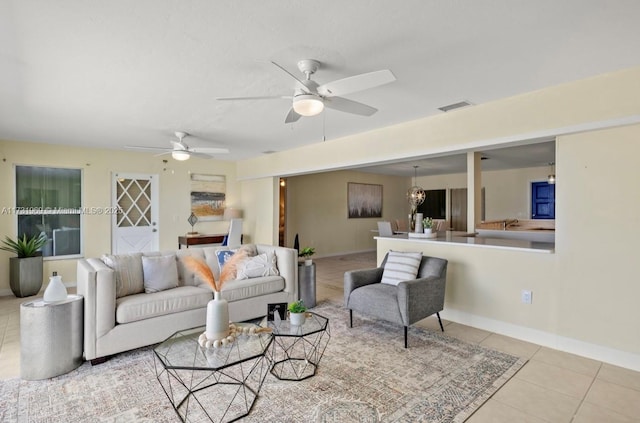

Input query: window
[15,166,82,258]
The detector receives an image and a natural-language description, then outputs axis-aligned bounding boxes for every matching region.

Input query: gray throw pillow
[142,255,179,293]
[380,251,422,286]
[101,253,144,298]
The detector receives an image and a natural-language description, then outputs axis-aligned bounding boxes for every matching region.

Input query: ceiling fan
[217,59,396,123]
[125,132,229,161]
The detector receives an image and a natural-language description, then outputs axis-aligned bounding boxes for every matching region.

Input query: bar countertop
[374,231,554,253]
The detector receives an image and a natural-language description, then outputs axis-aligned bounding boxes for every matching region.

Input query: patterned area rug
[0,301,525,422]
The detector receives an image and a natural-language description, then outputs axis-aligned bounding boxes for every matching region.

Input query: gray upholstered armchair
[344,252,448,348]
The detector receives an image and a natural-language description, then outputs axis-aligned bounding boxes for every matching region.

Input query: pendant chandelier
[547,162,556,184]
[407,165,426,207]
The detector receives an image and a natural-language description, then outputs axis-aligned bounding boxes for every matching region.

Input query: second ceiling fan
[217,59,396,123]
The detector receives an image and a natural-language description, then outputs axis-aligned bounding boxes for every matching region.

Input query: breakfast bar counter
[374,231,554,254]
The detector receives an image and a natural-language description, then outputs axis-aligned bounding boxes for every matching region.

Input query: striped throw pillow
[380,251,422,286]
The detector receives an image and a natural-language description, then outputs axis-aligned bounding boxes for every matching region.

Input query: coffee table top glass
[154,325,272,371]
[262,312,329,337]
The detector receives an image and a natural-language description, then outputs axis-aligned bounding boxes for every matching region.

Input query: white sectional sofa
[77,244,297,362]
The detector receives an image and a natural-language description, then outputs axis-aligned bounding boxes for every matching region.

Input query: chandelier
[407,165,426,207]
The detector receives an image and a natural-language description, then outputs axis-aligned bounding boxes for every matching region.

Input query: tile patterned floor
[1,251,639,422]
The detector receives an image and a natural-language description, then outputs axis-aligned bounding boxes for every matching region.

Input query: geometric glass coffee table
[263,312,330,381]
[153,325,272,423]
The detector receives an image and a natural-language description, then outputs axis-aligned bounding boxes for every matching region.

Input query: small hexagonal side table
[265,312,331,381]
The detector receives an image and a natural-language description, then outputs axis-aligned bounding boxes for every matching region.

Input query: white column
[467,152,482,233]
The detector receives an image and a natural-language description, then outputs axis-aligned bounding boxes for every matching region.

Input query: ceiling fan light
[293,94,324,116]
[172,150,190,161]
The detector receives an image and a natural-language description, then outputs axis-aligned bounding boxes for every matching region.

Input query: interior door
[112,173,159,254]
[449,188,467,231]
[531,181,555,219]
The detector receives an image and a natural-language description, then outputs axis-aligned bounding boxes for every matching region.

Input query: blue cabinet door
[531,182,555,219]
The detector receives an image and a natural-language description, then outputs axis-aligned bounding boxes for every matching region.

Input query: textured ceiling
[1,1,639,175]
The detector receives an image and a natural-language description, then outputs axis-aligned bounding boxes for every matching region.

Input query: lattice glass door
[112,173,159,254]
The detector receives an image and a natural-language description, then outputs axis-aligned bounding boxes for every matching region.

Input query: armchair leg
[349,309,353,328]
[404,326,408,348]
[437,312,444,332]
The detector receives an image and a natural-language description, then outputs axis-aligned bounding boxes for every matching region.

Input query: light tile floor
[1,251,639,422]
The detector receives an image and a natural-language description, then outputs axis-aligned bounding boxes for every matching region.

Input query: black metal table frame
[267,312,330,381]
[153,328,273,423]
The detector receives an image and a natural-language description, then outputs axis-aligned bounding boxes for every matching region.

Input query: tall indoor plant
[1,234,47,297]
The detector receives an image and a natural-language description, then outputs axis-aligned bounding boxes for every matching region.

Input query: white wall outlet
[521,290,532,304]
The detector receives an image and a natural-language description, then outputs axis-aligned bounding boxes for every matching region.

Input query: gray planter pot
[9,256,44,297]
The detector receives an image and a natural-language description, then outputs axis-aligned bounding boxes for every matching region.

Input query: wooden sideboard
[178,234,226,249]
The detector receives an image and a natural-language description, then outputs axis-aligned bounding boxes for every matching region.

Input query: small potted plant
[288,300,307,326]
[298,247,315,266]
[422,217,434,234]
[1,234,48,297]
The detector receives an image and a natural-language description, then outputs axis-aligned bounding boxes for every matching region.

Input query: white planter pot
[424,228,432,234]
[289,312,306,326]
[304,259,313,266]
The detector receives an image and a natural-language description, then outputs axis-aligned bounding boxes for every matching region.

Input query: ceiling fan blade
[153,151,173,157]
[188,151,215,159]
[324,96,378,116]
[317,69,396,97]
[217,95,291,101]
[189,147,230,154]
[271,61,309,90]
[125,145,171,152]
[285,108,302,124]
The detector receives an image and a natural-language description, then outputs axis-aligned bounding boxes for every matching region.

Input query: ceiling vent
[438,100,473,112]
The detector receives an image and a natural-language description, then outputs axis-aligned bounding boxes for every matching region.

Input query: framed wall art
[190,174,226,221]
[348,182,382,218]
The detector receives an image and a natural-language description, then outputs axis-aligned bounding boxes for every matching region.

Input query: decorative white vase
[424,228,432,234]
[290,312,306,326]
[44,272,67,302]
[206,291,230,341]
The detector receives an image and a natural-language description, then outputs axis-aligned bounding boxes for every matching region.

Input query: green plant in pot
[422,217,434,233]
[298,247,315,266]
[288,300,308,326]
[1,234,47,297]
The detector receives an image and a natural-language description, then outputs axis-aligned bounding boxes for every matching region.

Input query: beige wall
[0,140,240,293]
[377,125,640,368]
[284,170,408,255]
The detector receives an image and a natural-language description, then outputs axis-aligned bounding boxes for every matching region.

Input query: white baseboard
[441,308,640,372]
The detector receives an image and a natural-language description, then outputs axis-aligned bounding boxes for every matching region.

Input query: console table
[178,233,226,249]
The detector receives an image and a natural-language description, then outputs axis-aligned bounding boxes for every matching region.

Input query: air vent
[438,100,473,112]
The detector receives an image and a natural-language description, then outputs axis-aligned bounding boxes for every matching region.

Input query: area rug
[0,301,525,422]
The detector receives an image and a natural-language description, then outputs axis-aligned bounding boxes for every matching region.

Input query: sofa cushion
[380,251,422,286]
[142,255,179,293]
[220,276,284,302]
[116,286,212,324]
[236,252,279,279]
[101,253,144,298]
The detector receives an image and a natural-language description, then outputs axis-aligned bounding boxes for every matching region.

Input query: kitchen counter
[374,231,554,253]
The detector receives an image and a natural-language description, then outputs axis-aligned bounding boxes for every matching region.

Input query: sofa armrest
[256,244,298,302]
[344,267,384,307]
[397,275,447,325]
[77,258,116,360]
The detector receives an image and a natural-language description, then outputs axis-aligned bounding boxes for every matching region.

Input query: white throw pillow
[380,251,423,286]
[142,255,179,293]
[236,252,279,279]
